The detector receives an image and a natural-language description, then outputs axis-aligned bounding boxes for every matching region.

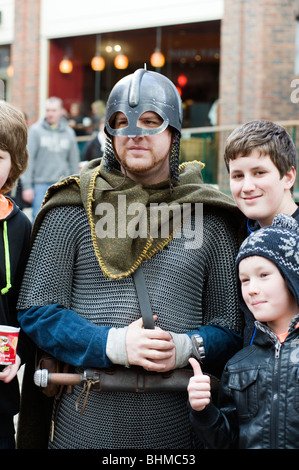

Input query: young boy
[0,100,31,448]
[188,213,299,449]
[224,120,299,232]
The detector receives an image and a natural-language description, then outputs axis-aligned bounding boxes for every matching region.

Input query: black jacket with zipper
[189,314,299,449]
[0,198,32,436]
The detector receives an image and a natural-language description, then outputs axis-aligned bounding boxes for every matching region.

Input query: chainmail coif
[104,132,180,183]
[18,205,242,449]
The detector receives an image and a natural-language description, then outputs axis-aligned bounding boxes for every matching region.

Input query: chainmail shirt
[18,205,242,449]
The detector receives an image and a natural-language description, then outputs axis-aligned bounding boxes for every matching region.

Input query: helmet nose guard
[105,68,183,138]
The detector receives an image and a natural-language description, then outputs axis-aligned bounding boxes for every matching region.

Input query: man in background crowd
[21,96,79,219]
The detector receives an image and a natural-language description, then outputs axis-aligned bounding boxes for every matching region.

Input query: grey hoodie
[22,117,80,190]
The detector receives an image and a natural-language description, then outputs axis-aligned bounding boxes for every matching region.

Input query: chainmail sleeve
[17,206,83,310]
[201,213,242,333]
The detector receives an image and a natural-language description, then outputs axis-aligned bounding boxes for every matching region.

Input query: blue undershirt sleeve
[18,303,113,368]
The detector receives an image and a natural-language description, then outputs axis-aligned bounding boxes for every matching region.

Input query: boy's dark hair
[0,100,28,193]
[224,120,297,179]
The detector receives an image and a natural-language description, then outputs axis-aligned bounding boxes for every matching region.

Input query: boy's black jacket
[189,317,299,449]
[0,198,31,435]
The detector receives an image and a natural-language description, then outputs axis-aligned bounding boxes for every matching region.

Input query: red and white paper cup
[0,326,20,365]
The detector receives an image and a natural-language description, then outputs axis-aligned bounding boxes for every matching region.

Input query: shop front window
[49,21,220,129]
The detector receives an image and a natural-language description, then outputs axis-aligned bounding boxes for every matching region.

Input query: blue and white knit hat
[235,214,299,306]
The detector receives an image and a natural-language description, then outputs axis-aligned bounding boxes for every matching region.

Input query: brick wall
[220,0,298,125]
[10,0,41,125]
[218,0,299,189]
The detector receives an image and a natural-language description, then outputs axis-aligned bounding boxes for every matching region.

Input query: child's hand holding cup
[0,326,20,383]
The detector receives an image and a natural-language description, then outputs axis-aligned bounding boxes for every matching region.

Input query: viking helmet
[105,68,183,138]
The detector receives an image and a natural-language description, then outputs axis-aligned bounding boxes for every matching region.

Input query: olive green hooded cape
[32,158,244,278]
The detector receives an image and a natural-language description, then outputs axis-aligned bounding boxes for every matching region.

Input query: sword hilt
[34,369,84,387]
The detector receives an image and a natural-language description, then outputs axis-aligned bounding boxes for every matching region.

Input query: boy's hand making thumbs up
[188,358,211,411]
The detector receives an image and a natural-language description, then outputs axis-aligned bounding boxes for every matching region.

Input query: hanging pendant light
[114,54,129,69]
[91,35,105,71]
[59,57,73,74]
[91,56,105,71]
[150,27,165,69]
[150,51,165,68]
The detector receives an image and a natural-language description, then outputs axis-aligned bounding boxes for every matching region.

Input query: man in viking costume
[17,69,244,449]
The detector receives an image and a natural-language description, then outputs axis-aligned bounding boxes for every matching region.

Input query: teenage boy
[0,100,31,448]
[224,120,299,232]
[224,120,299,344]
[188,214,299,449]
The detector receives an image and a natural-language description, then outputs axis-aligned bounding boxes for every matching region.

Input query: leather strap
[132,266,155,329]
